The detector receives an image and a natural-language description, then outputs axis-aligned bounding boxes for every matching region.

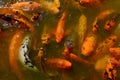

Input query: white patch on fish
[19,36,38,71]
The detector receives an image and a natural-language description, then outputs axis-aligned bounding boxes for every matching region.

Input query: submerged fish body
[97,9,114,20]
[55,12,67,43]
[81,34,97,56]
[77,14,87,46]
[0,7,34,22]
[45,58,72,69]
[62,39,93,65]
[41,26,50,45]
[11,1,42,12]
[95,55,110,71]
[14,17,35,33]
[93,35,117,60]
[79,0,104,8]
[19,35,38,71]
[9,30,24,80]
[103,58,117,80]
[41,0,60,14]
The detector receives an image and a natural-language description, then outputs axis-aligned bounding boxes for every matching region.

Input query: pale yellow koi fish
[40,0,60,14]
[77,14,87,46]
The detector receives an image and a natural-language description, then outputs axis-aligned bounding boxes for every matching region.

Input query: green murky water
[1,0,120,80]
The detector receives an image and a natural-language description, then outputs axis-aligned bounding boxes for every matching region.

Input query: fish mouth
[79,1,90,7]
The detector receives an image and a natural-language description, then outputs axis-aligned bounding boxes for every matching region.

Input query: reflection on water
[0,0,120,80]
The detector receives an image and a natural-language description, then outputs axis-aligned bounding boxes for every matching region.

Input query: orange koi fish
[97,10,114,20]
[0,7,33,20]
[45,58,72,69]
[79,0,104,7]
[9,30,24,80]
[11,1,42,12]
[81,35,97,56]
[14,17,35,33]
[103,59,117,80]
[62,40,93,65]
[63,52,93,65]
[55,12,67,43]
[41,0,60,14]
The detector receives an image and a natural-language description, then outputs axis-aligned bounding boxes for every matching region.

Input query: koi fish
[77,14,87,46]
[13,17,35,33]
[64,52,93,65]
[45,58,72,69]
[79,0,104,7]
[62,39,93,65]
[36,47,46,72]
[97,10,114,20]
[11,1,42,12]
[41,26,50,45]
[55,12,67,43]
[0,8,33,20]
[81,34,97,56]
[41,0,60,14]
[41,33,50,45]
[104,15,119,31]
[19,35,38,71]
[9,30,25,80]
[93,35,117,60]
[103,58,117,80]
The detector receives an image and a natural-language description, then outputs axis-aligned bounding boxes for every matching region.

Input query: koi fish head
[56,32,63,43]
[62,61,72,69]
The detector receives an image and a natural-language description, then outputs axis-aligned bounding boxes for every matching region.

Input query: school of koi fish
[1,0,120,80]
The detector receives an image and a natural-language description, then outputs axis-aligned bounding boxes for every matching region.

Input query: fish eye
[112,39,116,42]
[29,1,33,4]
[15,10,19,14]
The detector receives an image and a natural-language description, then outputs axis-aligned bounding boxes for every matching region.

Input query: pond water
[1,0,120,80]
